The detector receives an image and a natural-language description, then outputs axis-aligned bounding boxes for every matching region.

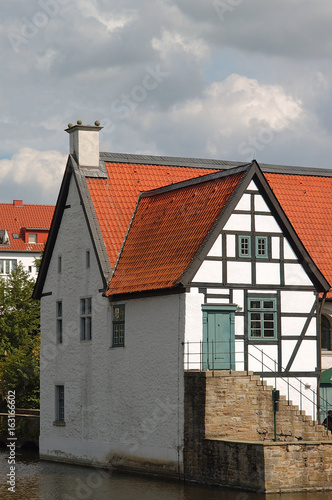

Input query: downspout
[317,291,328,423]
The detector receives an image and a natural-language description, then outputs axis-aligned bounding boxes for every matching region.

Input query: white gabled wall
[40,175,185,471]
[185,179,319,419]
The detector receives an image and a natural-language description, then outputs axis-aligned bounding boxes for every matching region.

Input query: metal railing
[183,339,331,423]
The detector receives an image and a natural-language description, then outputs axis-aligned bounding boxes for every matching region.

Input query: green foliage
[0,263,40,410]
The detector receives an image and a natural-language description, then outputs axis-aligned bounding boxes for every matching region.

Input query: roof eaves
[33,156,73,299]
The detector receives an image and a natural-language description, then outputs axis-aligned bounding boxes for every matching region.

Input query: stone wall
[184,371,332,493]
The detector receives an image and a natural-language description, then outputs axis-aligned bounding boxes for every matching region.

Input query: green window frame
[256,236,268,258]
[248,297,277,340]
[113,305,125,347]
[239,235,251,258]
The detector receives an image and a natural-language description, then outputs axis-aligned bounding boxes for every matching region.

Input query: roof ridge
[100,152,332,176]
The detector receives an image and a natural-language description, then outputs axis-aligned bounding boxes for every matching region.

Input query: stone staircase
[204,370,332,442]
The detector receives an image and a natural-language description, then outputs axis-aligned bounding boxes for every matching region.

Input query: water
[0,449,329,500]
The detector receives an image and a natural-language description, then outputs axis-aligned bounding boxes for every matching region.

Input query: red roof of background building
[0,201,54,252]
[86,163,218,268]
[107,172,245,295]
[265,173,332,294]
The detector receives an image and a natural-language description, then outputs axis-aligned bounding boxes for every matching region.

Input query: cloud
[0,148,66,204]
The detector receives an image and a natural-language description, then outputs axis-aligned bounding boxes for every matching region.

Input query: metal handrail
[183,339,331,423]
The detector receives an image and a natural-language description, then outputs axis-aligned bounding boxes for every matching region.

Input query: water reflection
[0,449,329,500]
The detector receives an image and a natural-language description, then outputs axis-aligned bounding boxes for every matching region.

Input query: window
[80,297,92,341]
[239,235,251,257]
[321,315,332,351]
[58,256,62,273]
[86,250,90,268]
[113,305,125,347]
[55,385,65,422]
[0,230,9,245]
[248,297,277,340]
[256,236,268,258]
[56,301,63,344]
[28,233,37,243]
[0,259,17,275]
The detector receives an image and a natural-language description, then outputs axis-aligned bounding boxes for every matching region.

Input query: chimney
[65,121,103,168]
[13,200,23,207]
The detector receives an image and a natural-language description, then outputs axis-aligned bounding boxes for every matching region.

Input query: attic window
[0,230,10,245]
[28,234,37,244]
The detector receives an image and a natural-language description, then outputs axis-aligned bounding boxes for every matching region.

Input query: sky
[1,0,332,205]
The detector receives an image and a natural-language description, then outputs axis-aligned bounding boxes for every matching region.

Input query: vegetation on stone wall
[0,264,40,410]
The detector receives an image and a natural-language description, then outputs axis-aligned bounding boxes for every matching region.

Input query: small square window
[28,234,37,243]
[256,236,268,258]
[113,305,125,347]
[239,235,251,258]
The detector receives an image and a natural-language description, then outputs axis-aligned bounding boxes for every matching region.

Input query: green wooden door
[202,305,236,370]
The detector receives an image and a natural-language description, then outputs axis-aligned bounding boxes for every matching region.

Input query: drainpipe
[317,291,328,423]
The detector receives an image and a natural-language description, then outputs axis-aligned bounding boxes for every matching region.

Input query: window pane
[86,317,92,340]
[11,260,17,271]
[263,301,274,309]
[5,260,10,274]
[0,260,4,274]
[80,299,85,315]
[57,302,62,317]
[81,317,86,340]
[114,307,120,321]
[87,298,91,314]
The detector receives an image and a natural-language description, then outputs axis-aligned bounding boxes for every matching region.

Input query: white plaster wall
[227,261,251,284]
[184,291,205,369]
[271,237,280,259]
[280,291,316,313]
[234,193,251,211]
[281,316,316,337]
[256,262,280,285]
[207,235,222,257]
[226,234,236,257]
[39,176,185,471]
[255,214,281,233]
[223,213,251,231]
[254,193,270,212]
[192,260,222,283]
[284,263,313,286]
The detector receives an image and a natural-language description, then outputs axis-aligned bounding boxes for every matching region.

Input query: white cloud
[0,148,66,203]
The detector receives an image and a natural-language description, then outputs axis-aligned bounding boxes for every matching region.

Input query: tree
[0,263,40,409]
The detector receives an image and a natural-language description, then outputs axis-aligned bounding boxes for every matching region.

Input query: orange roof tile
[86,163,218,268]
[0,202,54,252]
[107,172,245,295]
[265,173,332,291]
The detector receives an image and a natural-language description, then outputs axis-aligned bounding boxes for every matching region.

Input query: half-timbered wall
[185,179,319,418]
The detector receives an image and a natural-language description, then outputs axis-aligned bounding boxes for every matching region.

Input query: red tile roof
[0,201,54,252]
[107,172,245,295]
[86,163,218,268]
[265,173,332,292]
